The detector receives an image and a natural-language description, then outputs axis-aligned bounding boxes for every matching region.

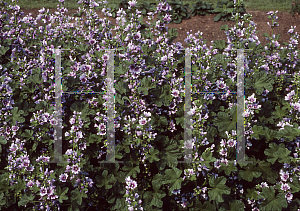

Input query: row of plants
[100,0,247,23]
[0,0,300,210]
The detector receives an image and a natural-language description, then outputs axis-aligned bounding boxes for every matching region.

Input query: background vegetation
[13,0,296,13]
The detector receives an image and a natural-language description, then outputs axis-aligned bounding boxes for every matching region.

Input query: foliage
[290,0,300,17]
[189,0,215,17]
[165,0,191,24]
[213,0,247,21]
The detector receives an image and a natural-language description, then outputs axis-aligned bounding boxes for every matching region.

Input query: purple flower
[27,180,34,188]
[50,118,58,125]
[125,176,137,190]
[128,0,137,7]
[89,39,96,45]
[216,80,226,89]
[71,164,80,174]
[12,126,19,131]
[247,93,256,103]
[139,117,147,126]
[171,89,180,97]
[281,183,290,191]
[227,139,236,147]
[59,173,68,182]
[80,73,87,83]
[280,170,289,182]
[40,187,47,196]
[102,53,109,61]
[286,192,293,201]
[76,131,83,139]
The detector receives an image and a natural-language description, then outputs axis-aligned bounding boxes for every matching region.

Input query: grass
[9,0,295,13]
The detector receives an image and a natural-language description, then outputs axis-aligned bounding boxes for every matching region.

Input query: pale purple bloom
[128,0,137,7]
[12,126,19,131]
[261,182,269,188]
[27,180,34,188]
[59,173,68,182]
[71,165,80,174]
[143,111,151,117]
[227,139,236,147]
[183,139,195,149]
[80,74,87,83]
[286,192,293,201]
[280,170,289,182]
[76,131,83,139]
[40,187,47,196]
[247,93,256,103]
[216,80,226,89]
[220,139,227,147]
[139,117,147,126]
[171,89,180,97]
[281,183,290,191]
[102,54,109,61]
[50,118,58,125]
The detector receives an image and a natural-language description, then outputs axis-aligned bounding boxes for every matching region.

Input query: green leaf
[55,186,69,203]
[220,24,228,31]
[122,162,140,178]
[258,187,288,211]
[246,188,258,200]
[271,105,289,120]
[214,13,222,21]
[251,125,265,140]
[219,162,237,175]
[264,143,292,164]
[158,139,182,169]
[152,174,166,192]
[6,107,25,125]
[201,149,217,169]
[0,46,10,55]
[70,189,87,206]
[0,192,5,206]
[257,159,278,184]
[212,108,237,134]
[165,167,183,192]
[289,176,300,193]
[277,123,300,142]
[227,200,245,211]
[115,80,127,94]
[0,136,7,145]
[252,71,275,95]
[146,147,160,163]
[150,191,166,208]
[18,193,35,206]
[96,170,116,189]
[208,176,231,203]
[238,165,262,182]
[21,129,34,140]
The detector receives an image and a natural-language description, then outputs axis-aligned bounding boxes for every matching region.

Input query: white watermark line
[177,48,253,164]
[48,48,68,163]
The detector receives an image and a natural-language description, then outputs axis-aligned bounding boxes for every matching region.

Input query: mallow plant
[1,0,300,210]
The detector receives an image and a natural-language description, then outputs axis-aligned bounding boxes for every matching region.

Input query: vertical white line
[184,48,192,163]
[107,50,115,163]
[48,49,67,163]
[236,49,245,162]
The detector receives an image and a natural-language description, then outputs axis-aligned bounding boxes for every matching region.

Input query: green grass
[10,0,295,13]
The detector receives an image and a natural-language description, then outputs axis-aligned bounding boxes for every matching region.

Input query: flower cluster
[125,176,143,211]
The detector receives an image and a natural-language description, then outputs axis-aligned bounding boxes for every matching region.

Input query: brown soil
[6,7,300,50]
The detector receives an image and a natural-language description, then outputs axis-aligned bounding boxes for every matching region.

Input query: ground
[7,7,300,50]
